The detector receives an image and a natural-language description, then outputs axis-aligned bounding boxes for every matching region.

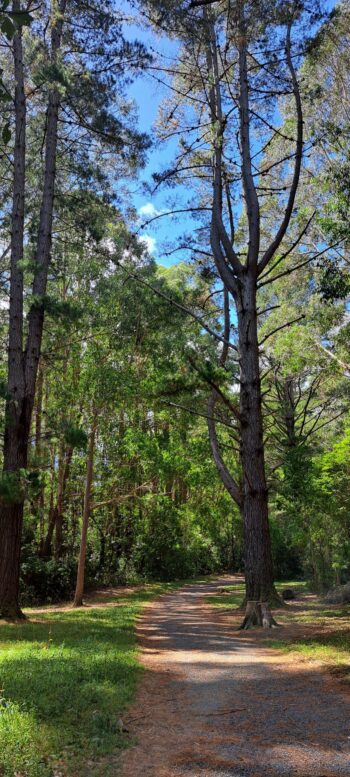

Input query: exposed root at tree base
[0,608,26,622]
[270,588,285,608]
[238,600,279,629]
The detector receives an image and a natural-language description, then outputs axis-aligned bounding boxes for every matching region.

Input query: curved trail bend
[121,577,350,777]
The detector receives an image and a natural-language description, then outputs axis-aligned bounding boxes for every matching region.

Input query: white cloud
[138,202,161,219]
[140,234,157,255]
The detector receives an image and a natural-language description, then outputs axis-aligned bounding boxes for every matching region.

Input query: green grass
[207,579,310,610]
[208,583,245,609]
[0,583,177,777]
[269,629,350,677]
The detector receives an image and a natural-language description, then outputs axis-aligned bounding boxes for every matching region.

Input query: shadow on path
[121,578,350,777]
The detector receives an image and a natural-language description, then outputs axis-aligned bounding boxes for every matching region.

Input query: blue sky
[125,0,337,267]
[123,19,186,265]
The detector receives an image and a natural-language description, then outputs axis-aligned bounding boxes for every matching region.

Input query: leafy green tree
[0,0,149,617]
[142,0,328,626]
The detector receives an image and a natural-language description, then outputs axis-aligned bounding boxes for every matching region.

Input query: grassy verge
[207,579,245,609]
[206,579,310,610]
[269,595,350,681]
[0,582,178,777]
[269,628,350,678]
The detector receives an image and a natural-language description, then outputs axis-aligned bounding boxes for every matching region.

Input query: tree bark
[54,444,73,559]
[41,505,58,559]
[0,5,27,619]
[34,363,45,544]
[206,281,278,621]
[239,600,278,629]
[24,0,67,404]
[40,442,73,559]
[237,279,279,624]
[208,392,242,507]
[73,413,98,607]
[0,1,67,617]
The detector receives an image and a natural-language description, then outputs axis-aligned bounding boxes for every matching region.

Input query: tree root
[269,588,285,608]
[238,600,279,630]
[0,606,26,621]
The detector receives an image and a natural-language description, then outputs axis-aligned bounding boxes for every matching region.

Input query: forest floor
[0,577,349,777]
[0,582,178,777]
[120,576,350,777]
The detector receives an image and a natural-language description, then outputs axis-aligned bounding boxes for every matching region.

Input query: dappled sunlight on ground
[120,578,350,777]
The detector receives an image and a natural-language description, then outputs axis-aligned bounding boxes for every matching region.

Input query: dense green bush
[269,516,304,581]
[130,500,222,580]
[20,557,78,605]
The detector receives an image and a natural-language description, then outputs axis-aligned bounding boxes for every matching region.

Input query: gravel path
[120,578,350,777]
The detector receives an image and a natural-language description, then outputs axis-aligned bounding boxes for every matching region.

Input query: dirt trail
[120,577,350,777]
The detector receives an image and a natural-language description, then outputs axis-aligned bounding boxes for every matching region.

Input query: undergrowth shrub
[20,557,78,605]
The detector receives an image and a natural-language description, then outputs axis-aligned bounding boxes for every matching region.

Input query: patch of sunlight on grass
[270,629,350,667]
[276,579,311,594]
[296,605,350,623]
[269,605,350,684]
[208,581,245,609]
[0,583,174,777]
[207,579,311,610]
[209,591,245,608]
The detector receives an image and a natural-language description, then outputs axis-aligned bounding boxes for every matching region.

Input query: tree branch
[114,260,238,352]
[159,399,240,438]
[259,315,305,346]
[258,211,316,281]
[238,6,260,268]
[207,392,242,507]
[258,19,303,274]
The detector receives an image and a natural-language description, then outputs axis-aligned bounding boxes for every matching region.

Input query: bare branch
[259,315,305,346]
[160,399,239,438]
[205,11,242,278]
[188,354,241,422]
[258,19,303,274]
[258,211,316,281]
[238,9,260,267]
[207,392,242,507]
[315,342,350,377]
[138,206,211,231]
[302,409,347,444]
[114,261,238,352]
[257,242,340,288]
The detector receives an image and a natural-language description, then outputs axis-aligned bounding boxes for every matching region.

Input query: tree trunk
[24,0,67,404]
[206,285,279,623]
[0,501,26,619]
[229,514,236,572]
[0,0,67,618]
[54,445,73,559]
[239,600,278,629]
[34,363,45,544]
[39,457,55,557]
[283,378,296,447]
[73,413,97,607]
[237,279,280,628]
[41,505,58,559]
[0,7,26,619]
[99,532,106,570]
[201,5,303,627]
